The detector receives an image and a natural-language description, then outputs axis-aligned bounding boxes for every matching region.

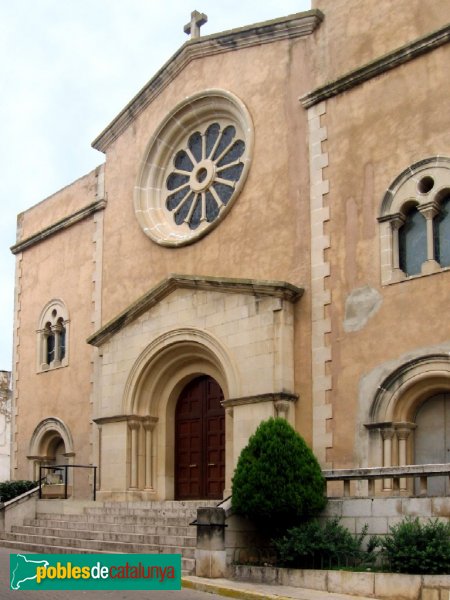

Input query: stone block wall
[323,496,450,538]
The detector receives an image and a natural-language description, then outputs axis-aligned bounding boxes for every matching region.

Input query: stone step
[0,532,196,558]
[12,525,196,547]
[25,519,192,537]
[99,500,212,509]
[84,507,200,518]
[0,540,195,573]
[35,512,196,526]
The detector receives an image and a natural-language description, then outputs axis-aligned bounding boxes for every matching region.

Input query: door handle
[189,464,197,468]
[208,463,216,466]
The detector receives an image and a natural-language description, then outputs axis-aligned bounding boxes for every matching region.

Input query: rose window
[134,90,253,247]
[166,124,245,230]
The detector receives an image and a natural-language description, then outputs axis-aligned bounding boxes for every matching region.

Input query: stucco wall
[321,37,450,467]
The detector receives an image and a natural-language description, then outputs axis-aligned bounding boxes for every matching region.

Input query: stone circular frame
[134,89,254,247]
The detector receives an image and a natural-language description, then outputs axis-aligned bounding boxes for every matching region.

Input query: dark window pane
[205,123,220,158]
[188,131,202,163]
[60,326,66,361]
[218,162,244,182]
[188,195,202,230]
[212,126,236,161]
[47,334,55,364]
[205,191,220,222]
[167,187,190,211]
[212,182,234,205]
[434,196,450,267]
[166,172,189,191]
[174,192,195,225]
[399,207,426,276]
[217,140,245,167]
[174,150,193,171]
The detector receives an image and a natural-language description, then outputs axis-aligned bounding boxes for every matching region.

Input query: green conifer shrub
[231,417,326,532]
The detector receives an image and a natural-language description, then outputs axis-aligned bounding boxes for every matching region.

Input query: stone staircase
[0,500,211,574]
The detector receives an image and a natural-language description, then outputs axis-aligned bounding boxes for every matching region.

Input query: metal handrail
[38,464,97,501]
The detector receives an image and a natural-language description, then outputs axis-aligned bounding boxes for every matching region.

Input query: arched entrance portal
[175,375,225,500]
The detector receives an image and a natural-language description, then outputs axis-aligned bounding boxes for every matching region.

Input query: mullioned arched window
[36,300,69,372]
[379,157,450,284]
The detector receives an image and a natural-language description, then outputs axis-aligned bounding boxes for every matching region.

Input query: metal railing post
[38,465,42,499]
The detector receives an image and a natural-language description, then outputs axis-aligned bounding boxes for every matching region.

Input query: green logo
[10,554,181,590]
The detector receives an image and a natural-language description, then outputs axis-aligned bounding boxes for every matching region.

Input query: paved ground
[183,576,375,600]
[0,546,377,600]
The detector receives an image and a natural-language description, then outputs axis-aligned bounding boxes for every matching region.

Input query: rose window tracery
[134,90,253,247]
[165,123,246,230]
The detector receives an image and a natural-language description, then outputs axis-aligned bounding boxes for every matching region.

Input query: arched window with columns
[36,299,69,372]
[379,156,450,284]
[366,354,450,494]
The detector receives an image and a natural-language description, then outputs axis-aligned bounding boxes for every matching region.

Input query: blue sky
[0,0,311,371]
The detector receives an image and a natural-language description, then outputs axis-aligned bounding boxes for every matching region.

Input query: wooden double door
[175,376,225,500]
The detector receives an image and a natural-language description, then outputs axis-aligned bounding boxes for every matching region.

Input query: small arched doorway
[175,375,225,500]
[415,393,450,495]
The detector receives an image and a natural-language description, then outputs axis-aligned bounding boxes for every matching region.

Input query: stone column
[390,214,405,281]
[53,323,62,366]
[129,420,140,490]
[418,202,440,274]
[395,423,416,491]
[143,417,157,491]
[381,427,395,490]
[274,399,290,419]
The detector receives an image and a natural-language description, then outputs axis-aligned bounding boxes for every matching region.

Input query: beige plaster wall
[14,215,96,480]
[323,42,450,466]
[16,169,99,241]
[16,3,449,489]
[311,0,450,85]
[98,36,313,441]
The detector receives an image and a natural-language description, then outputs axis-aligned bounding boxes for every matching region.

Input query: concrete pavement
[182,575,375,600]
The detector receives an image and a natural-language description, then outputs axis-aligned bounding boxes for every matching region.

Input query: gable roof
[91,10,323,153]
[87,274,304,347]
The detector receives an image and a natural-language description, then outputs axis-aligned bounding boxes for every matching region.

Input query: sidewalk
[182,575,375,600]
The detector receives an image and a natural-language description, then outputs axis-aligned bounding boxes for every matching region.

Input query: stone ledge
[92,10,323,153]
[301,22,450,108]
[10,199,107,255]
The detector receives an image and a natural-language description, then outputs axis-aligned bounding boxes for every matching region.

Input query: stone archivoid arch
[123,327,239,416]
[370,354,450,424]
[27,417,75,481]
[366,354,450,493]
[120,327,239,499]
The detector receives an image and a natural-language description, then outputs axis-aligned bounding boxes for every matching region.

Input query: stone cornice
[222,392,298,409]
[92,10,323,153]
[87,274,304,347]
[10,199,107,255]
[301,21,450,108]
[93,414,156,425]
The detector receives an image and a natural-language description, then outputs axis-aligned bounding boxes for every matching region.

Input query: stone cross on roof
[184,10,208,39]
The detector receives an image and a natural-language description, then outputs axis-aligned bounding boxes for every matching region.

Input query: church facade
[10,0,450,500]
